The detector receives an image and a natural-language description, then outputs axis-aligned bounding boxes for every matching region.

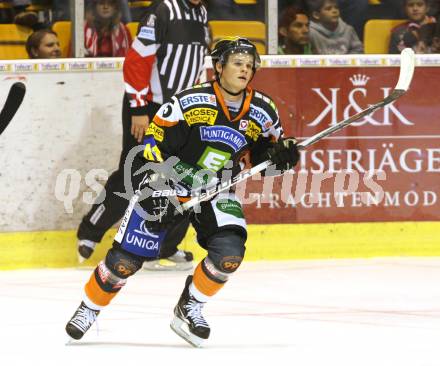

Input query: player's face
[188,0,202,4]
[285,14,310,45]
[219,53,254,93]
[96,0,117,19]
[36,33,61,59]
[405,0,428,23]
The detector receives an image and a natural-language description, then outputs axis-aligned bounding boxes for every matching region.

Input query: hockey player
[65,37,300,347]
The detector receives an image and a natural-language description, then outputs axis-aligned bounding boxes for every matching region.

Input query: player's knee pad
[204,230,246,281]
[89,246,143,298]
[105,246,144,279]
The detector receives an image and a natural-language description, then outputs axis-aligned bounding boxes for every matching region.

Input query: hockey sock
[191,259,227,300]
[84,261,127,307]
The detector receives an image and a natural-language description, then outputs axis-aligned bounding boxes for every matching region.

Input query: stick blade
[0,82,26,135]
[395,48,415,92]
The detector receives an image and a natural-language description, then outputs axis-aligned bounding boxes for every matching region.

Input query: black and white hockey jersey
[142,80,284,192]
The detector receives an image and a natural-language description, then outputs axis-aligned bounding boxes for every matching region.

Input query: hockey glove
[266,138,300,171]
[138,173,181,232]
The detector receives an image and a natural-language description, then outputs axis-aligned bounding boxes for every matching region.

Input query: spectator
[307,0,363,54]
[84,0,132,57]
[278,5,313,54]
[25,28,61,58]
[389,0,436,53]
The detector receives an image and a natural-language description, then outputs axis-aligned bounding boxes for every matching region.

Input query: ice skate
[170,275,210,347]
[65,301,100,340]
[77,239,97,263]
[143,250,193,271]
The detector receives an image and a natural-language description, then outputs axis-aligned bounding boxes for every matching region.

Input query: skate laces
[72,305,99,332]
[184,299,208,327]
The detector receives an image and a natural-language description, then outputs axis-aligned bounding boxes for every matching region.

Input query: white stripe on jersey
[164,0,174,20]
[197,46,205,80]
[132,38,157,57]
[160,43,173,75]
[176,45,191,92]
[186,44,198,88]
[172,0,182,19]
[201,7,207,22]
[150,62,163,105]
[168,44,183,89]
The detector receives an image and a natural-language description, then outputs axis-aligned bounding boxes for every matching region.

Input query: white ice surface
[1,259,440,366]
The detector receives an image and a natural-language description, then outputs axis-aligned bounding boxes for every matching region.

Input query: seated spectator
[25,28,61,58]
[278,6,314,54]
[389,0,436,53]
[307,0,363,54]
[84,0,132,57]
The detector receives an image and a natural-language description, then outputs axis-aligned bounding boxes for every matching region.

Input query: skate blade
[77,253,86,264]
[170,316,204,348]
[65,336,77,345]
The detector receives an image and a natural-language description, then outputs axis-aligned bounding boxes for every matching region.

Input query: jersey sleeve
[143,96,190,162]
[260,97,284,142]
[248,94,289,171]
[122,5,169,113]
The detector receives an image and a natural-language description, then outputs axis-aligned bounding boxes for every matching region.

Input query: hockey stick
[0,82,26,136]
[181,48,416,211]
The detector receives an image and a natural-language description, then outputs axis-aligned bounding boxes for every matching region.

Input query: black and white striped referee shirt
[123,0,210,109]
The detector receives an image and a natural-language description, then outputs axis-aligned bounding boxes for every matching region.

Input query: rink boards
[1,222,439,269]
[0,55,440,269]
